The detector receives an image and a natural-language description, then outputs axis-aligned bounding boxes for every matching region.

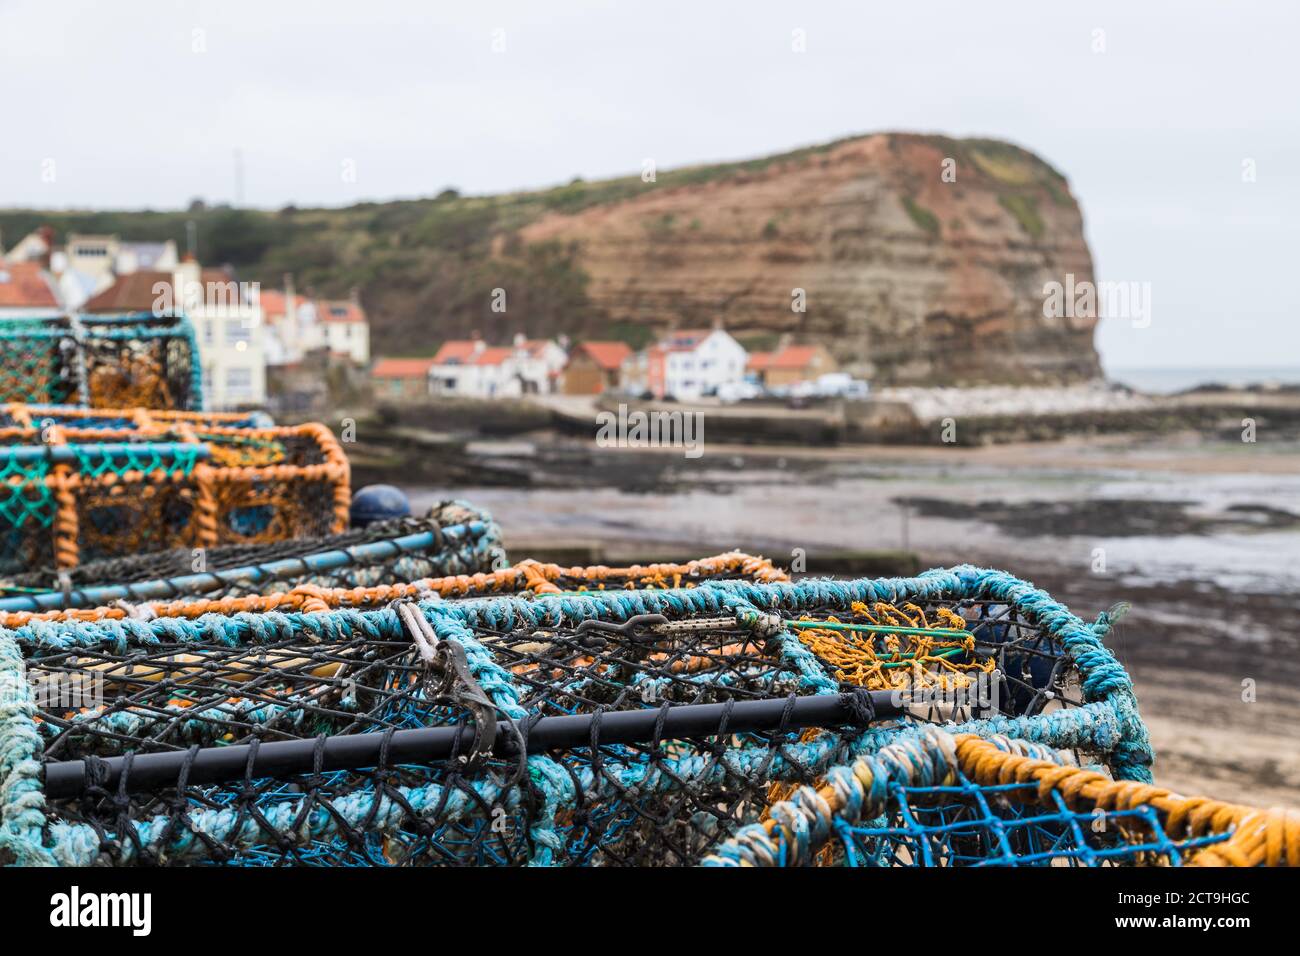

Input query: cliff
[516,134,1101,385]
[0,132,1102,385]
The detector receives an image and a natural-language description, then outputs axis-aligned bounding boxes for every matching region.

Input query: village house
[318,298,371,365]
[260,288,319,366]
[511,335,567,393]
[0,260,62,317]
[643,327,747,401]
[262,280,371,368]
[428,340,515,398]
[427,336,567,399]
[371,357,437,402]
[83,257,266,409]
[2,229,182,312]
[562,341,632,394]
[747,340,837,388]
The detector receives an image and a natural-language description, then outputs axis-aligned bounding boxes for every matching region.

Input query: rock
[518,133,1101,386]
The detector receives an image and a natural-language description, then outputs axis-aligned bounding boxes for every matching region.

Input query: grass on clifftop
[0,132,1073,354]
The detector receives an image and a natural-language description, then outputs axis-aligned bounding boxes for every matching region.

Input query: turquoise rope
[0,564,1153,866]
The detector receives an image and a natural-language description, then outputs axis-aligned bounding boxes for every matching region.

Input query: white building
[263,280,370,367]
[318,299,371,365]
[428,336,567,398]
[645,328,748,401]
[3,229,181,312]
[511,334,567,393]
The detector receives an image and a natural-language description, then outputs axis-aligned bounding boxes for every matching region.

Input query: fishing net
[0,314,203,411]
[0,567,1161,867]
[0,501,507,617]
[0,404,266,433]
[0,548,779,624]
[0,418,349,572]
[704,731,1298,867]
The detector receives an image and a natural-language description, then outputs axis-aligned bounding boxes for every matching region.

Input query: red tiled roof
[765,345,821,370]
[432,340,480,364]
[574,341,632,370]
[258,290,308,318]
[371,357,436,378]
[473,347,514,367]
[747,351,773,371]
[660,329,712,352]
[0,261,58,308]
[320,300,366,324]
[82,270,171,313]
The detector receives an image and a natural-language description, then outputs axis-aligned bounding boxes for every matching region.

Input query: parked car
[813,373,871,398]
[716,380,763,404]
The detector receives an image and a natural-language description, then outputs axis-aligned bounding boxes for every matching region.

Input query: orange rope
[2,411,351,571]
[747,733,1299,867]
[0,552,787,627]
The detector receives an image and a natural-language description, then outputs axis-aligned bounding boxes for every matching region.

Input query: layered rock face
[518,134,1101,385]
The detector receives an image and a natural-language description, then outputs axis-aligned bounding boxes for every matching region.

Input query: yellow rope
[794,601,991,693]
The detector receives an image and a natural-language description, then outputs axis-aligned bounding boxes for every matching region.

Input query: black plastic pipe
[43,691,896,798]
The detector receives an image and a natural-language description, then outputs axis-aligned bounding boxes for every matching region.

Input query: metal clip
[573,613,669,649]
[395,602,497,774]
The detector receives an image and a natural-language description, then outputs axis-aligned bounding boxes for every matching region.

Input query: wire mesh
[0,501,507,614]
[0,314,203,411]
[0,418,349,571]
[703,731,1294,867]
[0,568,1158,866]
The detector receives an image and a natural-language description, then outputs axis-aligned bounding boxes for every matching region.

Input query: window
[225,367,253,396]
[203,320,215,347]
[225,320,252,347]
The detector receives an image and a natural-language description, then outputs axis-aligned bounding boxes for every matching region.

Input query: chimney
[512,332,526,349]
[349,286,361,305]
[38,225,56,270]
[173,255,202,315]
[777,332,793,351]
[284,273,296,323]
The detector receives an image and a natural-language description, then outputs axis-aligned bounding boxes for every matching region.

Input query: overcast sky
[2,0,1296,369]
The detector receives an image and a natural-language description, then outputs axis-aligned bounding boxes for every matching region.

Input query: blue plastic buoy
[350,484,411,527]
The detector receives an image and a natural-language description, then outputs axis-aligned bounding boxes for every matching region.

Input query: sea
[1106,366,1300,394]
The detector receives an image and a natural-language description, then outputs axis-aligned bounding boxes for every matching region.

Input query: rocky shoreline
[337,383,1300,485]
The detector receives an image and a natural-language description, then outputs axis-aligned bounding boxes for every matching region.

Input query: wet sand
[406,430,1300,806]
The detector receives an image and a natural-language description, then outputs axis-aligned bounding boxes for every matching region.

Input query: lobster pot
[0,568,1159,867]
[0,313,203,411]
[0,500,508,615]
[0,421,349,572]
[0,403,268,433]
[0,546,784,622]
[702,729,1293,868]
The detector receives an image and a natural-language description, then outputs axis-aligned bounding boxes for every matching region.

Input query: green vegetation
[968,149,1035,186]
[998,194,1044,239]
[902,196,940,237]
[0,132,1074,354]
[737,332,781,352]
[1042,177,1073,208]
[602,321,657,350]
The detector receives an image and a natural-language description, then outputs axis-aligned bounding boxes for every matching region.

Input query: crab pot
[0,567,1159,866]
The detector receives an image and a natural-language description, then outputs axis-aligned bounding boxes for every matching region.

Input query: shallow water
[407,443,1300,597]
